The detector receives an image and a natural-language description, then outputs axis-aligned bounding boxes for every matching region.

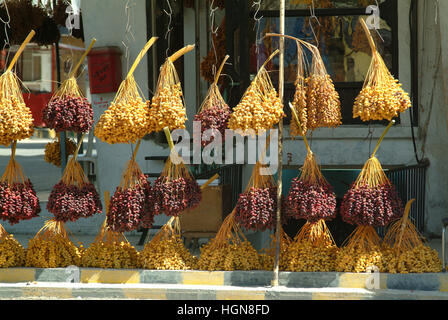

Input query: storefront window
[256,0,386,10]
[147,0,184,96]
[17,45,53,93]
[226,0,400,125]
[249,15,393,84]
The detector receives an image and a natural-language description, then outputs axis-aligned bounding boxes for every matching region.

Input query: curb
[1,268,448,292]
[1,283,448,300]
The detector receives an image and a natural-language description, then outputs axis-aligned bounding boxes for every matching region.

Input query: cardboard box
[179,185,232,237]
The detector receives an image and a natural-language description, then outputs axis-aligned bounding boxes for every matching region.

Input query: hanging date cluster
[47,156,102,223]
[47,181,102,222]
[285,179,337,223]
[234,186,279,232]
[340,156,404,227]
[340,183,403,227]
[0,180,40,225]
[107,174,154,233]
[152,176,202,217]
[284,152,337,223]
[195,55,231,147]
[43,96,94,133]
[0,153,40,225]
[194,100,231,147]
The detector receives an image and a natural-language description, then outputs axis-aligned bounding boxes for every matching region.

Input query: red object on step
[87,46,122,94]
[23,92,52,127]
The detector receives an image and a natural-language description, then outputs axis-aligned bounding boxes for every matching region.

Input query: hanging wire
[209,0,220,78]
[372,0,384,43]
[120,0,139,158]
[220,69,234,87]
[66,2,76,77]
[122,0,136,73]
[75,63,87,82]
[308,0,320,46]
[252,0,263,71]
[435,0,439,24]
[366,123,374,157]
[0,0,11,71]
[164,0,174,58]
[60,0,85,76]
[130,141,135,160]
[220,61,235,97]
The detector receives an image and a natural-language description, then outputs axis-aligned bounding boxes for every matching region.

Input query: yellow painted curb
[123,288,167,300]
[379,274,388,290]
[339,272,387,290]
[215,290,265,300]
[439,275,448,292]
[312,292,364,300]
[23,287,73,299]
[0,268,35,283]
[339,273,369,288]
[81,269,140,284]
[182,271,224,286]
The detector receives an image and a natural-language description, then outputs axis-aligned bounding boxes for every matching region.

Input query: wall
[415,0,448,236]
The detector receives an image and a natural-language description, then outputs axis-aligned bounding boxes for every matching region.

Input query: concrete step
[0,282,447,300]
[2,268,448,292]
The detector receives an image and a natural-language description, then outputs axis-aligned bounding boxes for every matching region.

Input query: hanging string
[0,0,11,71]
[122,0,136,73]
[308,0,320,46]
[435,0,439,25]
[220,68,235,98]
[62,0,85,77]
[208,0,236,90]
[373,0,384,43]
[365,123,374,157]
[67,4,75,77]
[122,0,151,98]
[122,0,138,158]
[252,0,263,71]
[209,0,220,78]
[220,64,234,86]
[164,0,173,58]
[75,63,87,82]
[129,141,134,160]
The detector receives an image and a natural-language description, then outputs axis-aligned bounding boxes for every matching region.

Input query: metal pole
[56,44,67,173]
[53,0,66,172]
[151,0,157,93]
[442,226,445,272]
[272,0,285,287]
[195,0,201,111]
